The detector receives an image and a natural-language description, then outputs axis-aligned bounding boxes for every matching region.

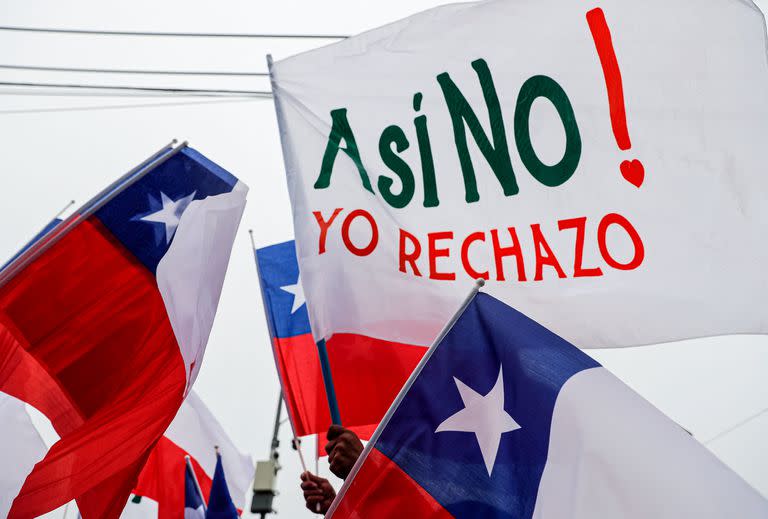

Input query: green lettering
[514,75,581,187]
[378,125,415,209]
[315,108,374,193]
[437,59,518,203]
[413,92,439,208]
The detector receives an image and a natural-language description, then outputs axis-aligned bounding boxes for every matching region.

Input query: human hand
[325,425,364,480]
[300,471,336,514]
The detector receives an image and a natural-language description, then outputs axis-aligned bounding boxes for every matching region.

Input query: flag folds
[134,391,253,519]
[328,292,768,519]
[185,463,206,519]
[0,393,47,518]
[0,145,247,518]
[270,0,768,353]
[255,240,422,438]
[205,452,239,519]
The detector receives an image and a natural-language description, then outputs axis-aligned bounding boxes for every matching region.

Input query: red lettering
[399,229,422,276]
[598,213,644,270]
[531,224,566,281]
[490,228,526,282]
[428,231,455,281]
[558,217,603,278]
[461,232,489,280]
[341,209,379,257]
[312,208,343,254]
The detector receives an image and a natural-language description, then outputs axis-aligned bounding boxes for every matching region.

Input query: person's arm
[300,471,336,514]
[325,425,364,479]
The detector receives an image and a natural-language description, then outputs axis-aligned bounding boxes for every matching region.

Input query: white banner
[270,0,768,348]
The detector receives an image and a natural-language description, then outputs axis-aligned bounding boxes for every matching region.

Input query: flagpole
[185,455,207,513]
[249,229,311,474]
[266,54,345,427]
[326,279,485,517]
[53,199,76,220]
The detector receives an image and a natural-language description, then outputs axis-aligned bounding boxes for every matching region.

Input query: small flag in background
[185,464,205,519]
[133,390,253,519]
[205,452,238,519]
[328,292,768,519]
[255,241,400,451]
[255,240,329,437]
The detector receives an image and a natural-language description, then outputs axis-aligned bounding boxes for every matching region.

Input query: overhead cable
[0,64,268,76]
[0,25,347,39]
[0,81,273,97]
[704,407,768,445]
[0,98,263,115]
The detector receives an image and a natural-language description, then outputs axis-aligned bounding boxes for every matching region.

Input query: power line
[0,89,253,98]
[0,63,268,76]
[0,97,263,115]
[0,81,273,96]
[704,407,768,445]
[0,25,347,39]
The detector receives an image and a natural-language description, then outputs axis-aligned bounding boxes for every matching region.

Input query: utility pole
[251,394,286,518]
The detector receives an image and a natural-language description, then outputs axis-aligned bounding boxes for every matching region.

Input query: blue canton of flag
[255,240,311,339]
[96,148,239,274]
[374,293,599,518]
[184,463,205,519]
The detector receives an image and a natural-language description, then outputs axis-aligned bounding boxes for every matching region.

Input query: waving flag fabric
[270,0,768,355]
[328,292,768,519]
[185,464,206,519]
[0,144,247,518]
[256,240,422,437]
[134,391,253,519]
[205,452,239,519]
[0,217,62,272]
[0,393,47,518]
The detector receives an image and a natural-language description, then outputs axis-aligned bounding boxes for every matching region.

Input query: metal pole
[0,140,185,288]
[185,455,207,513]
[315,339,342,425]
[249,229,310,469]
[326,279,485,517]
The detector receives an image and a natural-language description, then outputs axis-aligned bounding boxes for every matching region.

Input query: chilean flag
[255,240,414,445]
[133,391,253,519]
[0,144,247,518]
[328,292,768,519]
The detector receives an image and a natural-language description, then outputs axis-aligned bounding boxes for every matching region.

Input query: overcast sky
[1,1,766,517]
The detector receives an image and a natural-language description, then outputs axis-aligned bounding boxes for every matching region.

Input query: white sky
[1,1,766,517]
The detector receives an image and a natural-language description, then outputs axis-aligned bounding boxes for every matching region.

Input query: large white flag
[270,0,768,350]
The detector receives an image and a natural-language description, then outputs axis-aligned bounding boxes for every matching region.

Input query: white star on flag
[435,366,520,476]
[280,274,306,314]
[140,191,196,244]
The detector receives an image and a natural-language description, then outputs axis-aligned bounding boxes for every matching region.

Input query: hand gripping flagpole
[326,279,485,518]
[185,455,207,513]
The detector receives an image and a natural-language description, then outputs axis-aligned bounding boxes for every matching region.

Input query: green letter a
[315,108,373,193]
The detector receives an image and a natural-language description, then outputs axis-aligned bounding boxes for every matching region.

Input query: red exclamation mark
[587,7,644,188]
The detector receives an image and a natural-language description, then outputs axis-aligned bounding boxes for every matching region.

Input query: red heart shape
[620,159,644,188]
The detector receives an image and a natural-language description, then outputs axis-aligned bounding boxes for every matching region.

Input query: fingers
[301,480,319,491]
[326,424,346,441]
